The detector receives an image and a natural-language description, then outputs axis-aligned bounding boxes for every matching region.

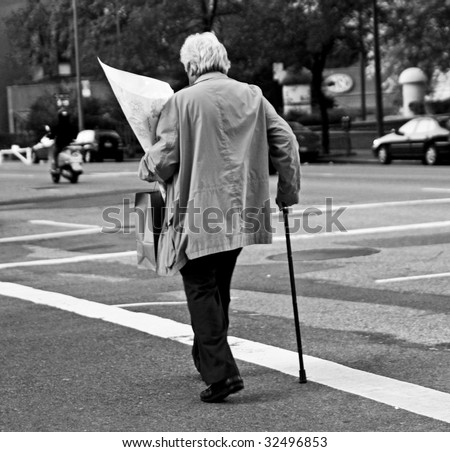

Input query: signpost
[72,0,84,132]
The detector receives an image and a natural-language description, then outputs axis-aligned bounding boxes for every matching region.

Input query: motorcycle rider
[49,108,75,171]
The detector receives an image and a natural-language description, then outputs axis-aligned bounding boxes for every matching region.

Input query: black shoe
[200,375,244,403]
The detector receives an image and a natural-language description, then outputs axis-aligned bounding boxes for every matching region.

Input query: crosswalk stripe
[29,220,97,229]
[0,227,102,243]
[0,251,136,269]
[272,220,450,242]
[376,272,450,283]
[1,281,449,424]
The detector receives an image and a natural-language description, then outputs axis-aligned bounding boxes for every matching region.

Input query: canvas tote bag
[134,182,165,271]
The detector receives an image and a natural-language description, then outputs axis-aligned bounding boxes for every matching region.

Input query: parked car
[372,116,450,165]
[72,129,124,162]
[269,121,321,174]
[289,122,321,163]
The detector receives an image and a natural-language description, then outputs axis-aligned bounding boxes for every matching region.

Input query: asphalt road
[0,159,449,437]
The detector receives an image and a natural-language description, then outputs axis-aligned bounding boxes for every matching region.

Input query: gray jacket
[139,72,301,275]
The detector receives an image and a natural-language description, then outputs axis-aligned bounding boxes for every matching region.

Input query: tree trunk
[311,50,330,155]
[200,0,219,31]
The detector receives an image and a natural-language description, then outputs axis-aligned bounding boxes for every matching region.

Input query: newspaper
[98,58,174,151]
[99,58,173,194]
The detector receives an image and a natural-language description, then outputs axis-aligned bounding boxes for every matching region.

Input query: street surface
[0,159,449,433]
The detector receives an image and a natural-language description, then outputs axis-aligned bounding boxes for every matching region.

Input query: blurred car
[372,116,450,165]
[72,129,124,162]
[289,122,321,163]
[269,121,321,174]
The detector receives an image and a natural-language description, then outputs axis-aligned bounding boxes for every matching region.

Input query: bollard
[341,116,352,156]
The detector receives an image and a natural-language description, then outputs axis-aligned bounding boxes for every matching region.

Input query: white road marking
[0,174,36,178]
[113,301,187,307]
[272,220,450,242]
[422,188,450,193]
[310,172,334,177]
[283,197,450,217]
[0,251,136,269]
[0,227,102,243]
[85,171,137,177]
[1,281,449,424]
[29,220,97,229]
[57,273,131,283]
[376,272,450,284]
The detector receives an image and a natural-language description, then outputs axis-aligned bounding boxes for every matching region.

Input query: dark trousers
[180,248,242,385]
[50,146,60,170]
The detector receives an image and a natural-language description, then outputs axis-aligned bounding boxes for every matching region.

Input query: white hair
[180,32,231,77]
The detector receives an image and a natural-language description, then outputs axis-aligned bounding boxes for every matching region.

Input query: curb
[314,151,378,164]
[315,158,378,164]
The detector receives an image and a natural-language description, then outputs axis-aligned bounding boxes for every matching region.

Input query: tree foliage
[3,0,369,151]
[278,0,371,152]
[379,0,450,87]
[6,0,450,146]
[6,0,450,91]
[5,0,363,85]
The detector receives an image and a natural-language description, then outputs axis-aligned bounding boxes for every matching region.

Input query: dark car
[269,121,321,174]
[289,121,321,163]
[372,116,450,165]
[72,129,124,162]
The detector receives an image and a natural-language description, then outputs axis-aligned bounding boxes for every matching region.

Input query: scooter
[32,125,83,183]
[50,145,84,184]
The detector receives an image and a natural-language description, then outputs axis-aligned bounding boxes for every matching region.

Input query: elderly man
[140,32,300,403]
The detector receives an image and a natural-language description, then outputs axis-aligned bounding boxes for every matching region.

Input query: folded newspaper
[98,58,174,152]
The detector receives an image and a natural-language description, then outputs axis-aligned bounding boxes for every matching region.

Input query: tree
[379,0,450,90]
[5,0,383,149]
[5,0,55,81]
[5,0,293,86]
[277,0,371,153]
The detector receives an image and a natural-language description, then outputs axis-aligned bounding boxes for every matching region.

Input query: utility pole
[358,9,367,121]
[373,0,384,136]
[72,0,84,132]
[115,0,122,62]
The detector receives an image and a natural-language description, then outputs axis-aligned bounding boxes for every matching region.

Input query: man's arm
[138,97,180,183]
[264,98,301,207]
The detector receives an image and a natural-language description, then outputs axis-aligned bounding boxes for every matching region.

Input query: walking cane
[282,203,307,384]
